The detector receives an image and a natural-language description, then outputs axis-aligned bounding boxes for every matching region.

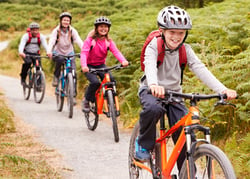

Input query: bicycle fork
[184,124,211,179]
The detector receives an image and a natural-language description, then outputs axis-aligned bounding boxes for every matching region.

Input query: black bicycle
[54,54,79,118]
[23,55,47,103]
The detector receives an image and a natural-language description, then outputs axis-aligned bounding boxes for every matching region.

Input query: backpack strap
[25,32,41,46]
[178,44,187,85]
[156,36,165,67]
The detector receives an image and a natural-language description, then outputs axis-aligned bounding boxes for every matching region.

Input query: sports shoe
[81,99,90,113]
[135,137,150,161]
[21,79,26,86]
[73,97,77,106]
[52,76,58,87]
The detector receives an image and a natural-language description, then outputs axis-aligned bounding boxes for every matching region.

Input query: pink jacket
[80,37,126,67]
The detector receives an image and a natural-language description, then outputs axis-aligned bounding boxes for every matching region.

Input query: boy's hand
[19,53,26,58]
[150,84,165,98]
[222,89,237,100]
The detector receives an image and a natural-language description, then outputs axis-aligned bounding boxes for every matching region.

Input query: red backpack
[25,30,41,46]
[140,30,187,84]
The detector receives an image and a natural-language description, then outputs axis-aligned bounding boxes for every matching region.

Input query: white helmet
[157,5,192,30]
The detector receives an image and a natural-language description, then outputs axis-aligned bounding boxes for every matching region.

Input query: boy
[136,5,237,173]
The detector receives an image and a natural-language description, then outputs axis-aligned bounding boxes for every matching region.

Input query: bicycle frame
[95,71,120,116]
[132,97,210,179]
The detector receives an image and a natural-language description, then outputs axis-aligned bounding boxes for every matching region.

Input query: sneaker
[21,79,26,86]
[135,137,150,161]
[73,97,77,106]
[52,76,58,87]
[81,99,90,113]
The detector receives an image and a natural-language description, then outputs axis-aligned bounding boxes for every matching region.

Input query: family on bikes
[18,5,237,178]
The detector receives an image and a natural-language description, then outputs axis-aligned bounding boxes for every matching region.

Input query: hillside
[0,0,249,177]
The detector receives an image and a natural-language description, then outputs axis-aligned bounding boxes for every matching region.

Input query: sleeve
[144,37,158,86]
[47,27,58,54]
[18,34,29,53]
[186,44,227,93]
[80,37,92,67]
[72,28,83,49]
[109,40,127,63]
[40,34,48,53]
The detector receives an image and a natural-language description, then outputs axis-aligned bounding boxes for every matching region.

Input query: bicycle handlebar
[89,64,125,73]
[25,54,49,58]
[52,53,80,58]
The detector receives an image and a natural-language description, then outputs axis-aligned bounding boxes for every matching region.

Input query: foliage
[0,0,249,176]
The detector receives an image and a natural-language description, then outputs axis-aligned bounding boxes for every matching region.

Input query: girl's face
[97,24,109,36]
[61,17,71,28]
[162,29,186,50]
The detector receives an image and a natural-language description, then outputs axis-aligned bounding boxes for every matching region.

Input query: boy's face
[162,29,186,50]
[30,28,39,37]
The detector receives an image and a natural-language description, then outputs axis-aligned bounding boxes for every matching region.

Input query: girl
[81,16,129,112]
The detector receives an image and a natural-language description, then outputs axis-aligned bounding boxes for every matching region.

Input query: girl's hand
[149,84,165,98]
[47,53,53,60]
[122,60,129,67]
[82,66,89,73]
[222,89,237,100]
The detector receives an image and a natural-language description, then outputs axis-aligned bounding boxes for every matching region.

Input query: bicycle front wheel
[66,73,74,118]
[128,121,161,179]
[179,143,236,179]
[84,101,99,131]
[107,90,119,142]
[33,70,46,103]
[23,69,32,100]
[56,74,64,112]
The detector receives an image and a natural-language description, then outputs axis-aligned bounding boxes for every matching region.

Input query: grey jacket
[140,37,227,93]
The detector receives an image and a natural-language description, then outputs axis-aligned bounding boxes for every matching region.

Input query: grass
[0,92,64,178]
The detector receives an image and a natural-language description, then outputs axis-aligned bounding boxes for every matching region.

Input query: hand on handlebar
[47,53,53,60]
[149,84,165,98]
[122,60,129,67]
[19,53,26,58]
[221,89,237,100]
[82,66,89,73]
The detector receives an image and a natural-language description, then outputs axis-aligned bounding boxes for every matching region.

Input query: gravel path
[0,75,131,179]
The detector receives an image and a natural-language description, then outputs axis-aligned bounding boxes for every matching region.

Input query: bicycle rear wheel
[84,101,99,130]
[23,69,32,100]
[179,143,236,179]
[33,70,46,103]
[128,121,161,179]
[66,73,74,118]
[56,74,64,112]
[107,90,119,142]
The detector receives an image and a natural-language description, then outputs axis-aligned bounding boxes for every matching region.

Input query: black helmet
[94,16,111,27]
[60,12,72,21]
[29,22,40,29]
[157,5,192,30]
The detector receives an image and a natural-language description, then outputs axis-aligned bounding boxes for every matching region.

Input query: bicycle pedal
[171,174,177,179]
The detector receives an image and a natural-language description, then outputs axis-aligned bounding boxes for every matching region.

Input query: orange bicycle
[83,64,127,142]
[128,90,236,179]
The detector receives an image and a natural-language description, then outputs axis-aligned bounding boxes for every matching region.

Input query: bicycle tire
[179,143,236,179]
[23,69,32,100]
[33,70,46,103]
[128,121,161,179]
[66,73,74,118]
[56,73,64,112]
[84,101,99,130]
[107,90,119,142]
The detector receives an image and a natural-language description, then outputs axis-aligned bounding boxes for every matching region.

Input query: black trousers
[138,88,188,171]
[20,53,40,80]
[84,64,115,102]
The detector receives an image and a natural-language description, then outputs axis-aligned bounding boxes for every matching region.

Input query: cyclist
[135,5,237,173]
[80,16,129,112]
[18,22,48,86]
[47,12,83,104]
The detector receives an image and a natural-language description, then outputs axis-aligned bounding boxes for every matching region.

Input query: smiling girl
[80,16,129,112]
